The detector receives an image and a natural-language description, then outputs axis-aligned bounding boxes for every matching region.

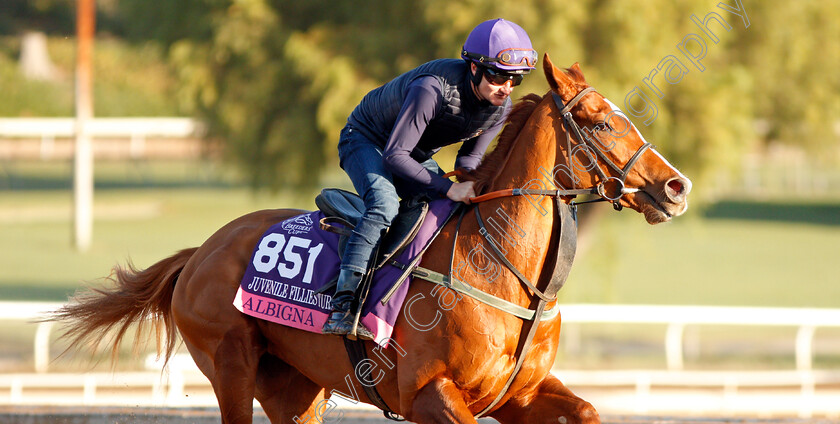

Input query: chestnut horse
[55,54,690,424]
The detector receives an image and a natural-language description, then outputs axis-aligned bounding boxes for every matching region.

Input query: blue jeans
[337,124,443,274]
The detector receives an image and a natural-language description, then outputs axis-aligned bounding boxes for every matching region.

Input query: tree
[111,0,839,193]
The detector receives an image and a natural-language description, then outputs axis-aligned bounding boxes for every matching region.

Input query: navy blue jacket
[347,59,510,194]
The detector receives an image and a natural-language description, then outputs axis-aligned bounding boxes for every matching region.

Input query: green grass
[0,185,317,300]
[1,165,838,307]
[2,161,839,372]
[559,200,840,308]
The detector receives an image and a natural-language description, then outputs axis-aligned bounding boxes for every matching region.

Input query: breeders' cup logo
[281,214,313,235]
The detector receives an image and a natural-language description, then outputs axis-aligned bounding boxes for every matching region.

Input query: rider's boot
[322,269,375,340]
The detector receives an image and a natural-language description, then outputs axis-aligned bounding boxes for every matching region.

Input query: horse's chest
[442,318,561,396]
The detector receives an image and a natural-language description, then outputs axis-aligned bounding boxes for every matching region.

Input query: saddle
[314,188,429,271]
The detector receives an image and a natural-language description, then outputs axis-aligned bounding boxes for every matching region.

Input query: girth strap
[342,338,405,421]
[476,300,548,418]
[545,199,579,295]
[339,204,462,422]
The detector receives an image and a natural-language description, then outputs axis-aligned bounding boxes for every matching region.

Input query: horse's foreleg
[405,378,478,424]
[254,353,326,424]
[491,374,600,424]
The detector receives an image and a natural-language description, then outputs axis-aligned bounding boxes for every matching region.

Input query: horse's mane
[464,93,546,194]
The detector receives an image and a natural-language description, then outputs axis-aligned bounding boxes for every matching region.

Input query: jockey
[323,18,537,339]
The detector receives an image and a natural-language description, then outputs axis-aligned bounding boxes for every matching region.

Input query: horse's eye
[594,121,613,133]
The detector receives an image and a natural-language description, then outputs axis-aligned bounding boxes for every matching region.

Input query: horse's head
[542,53,691,224]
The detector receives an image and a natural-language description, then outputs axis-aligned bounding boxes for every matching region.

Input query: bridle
[460,86,653,417]
[551,86,652,211]
[467,86,653,211]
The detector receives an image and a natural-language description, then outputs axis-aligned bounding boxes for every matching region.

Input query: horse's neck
[491,102,564,198]
[469,103,564,302]
[491,100,590,195]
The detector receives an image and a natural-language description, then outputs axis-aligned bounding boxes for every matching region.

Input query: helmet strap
[468,63,489,104]
[469,63,484,87]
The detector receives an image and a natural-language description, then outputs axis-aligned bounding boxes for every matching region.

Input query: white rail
[4,302,840,373]
[0,117,204,159]
[3,302,840,415]
[0,302,61,373]
[559,304,840,371]
[0,118,202,138]
[0,370,212,407]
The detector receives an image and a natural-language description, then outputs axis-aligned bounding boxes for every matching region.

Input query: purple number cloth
[234,198,455,346]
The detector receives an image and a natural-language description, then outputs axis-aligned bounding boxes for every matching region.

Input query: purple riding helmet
[461,18,537,86]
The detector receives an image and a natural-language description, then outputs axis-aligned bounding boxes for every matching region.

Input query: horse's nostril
[665,178,687,201]
[667,179,684,195]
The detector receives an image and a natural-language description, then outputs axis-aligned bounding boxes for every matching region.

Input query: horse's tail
[53,247,198,365]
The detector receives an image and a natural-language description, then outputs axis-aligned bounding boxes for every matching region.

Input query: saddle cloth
[233,198,456,346]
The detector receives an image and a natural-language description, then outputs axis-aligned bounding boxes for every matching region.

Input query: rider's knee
[366,195,400,224]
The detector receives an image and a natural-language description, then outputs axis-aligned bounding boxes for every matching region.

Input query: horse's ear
[543,53,574,95]
[567,62,587,84]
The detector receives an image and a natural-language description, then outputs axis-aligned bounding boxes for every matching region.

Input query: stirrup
[323,308,375,340]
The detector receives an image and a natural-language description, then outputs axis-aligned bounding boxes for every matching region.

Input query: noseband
[551,86,652,210]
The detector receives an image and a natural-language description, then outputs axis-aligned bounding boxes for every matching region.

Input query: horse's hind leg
[175,292,266,423]
[211,328,267,423]
[490,374,600,424]
[254,353,326,424]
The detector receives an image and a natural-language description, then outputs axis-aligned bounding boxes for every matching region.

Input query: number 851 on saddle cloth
[234,189,456,347]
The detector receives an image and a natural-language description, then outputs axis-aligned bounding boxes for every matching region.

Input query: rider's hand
[446,181,476,204]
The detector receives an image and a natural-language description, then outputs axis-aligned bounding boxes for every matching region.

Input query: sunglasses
[482,67,524,87]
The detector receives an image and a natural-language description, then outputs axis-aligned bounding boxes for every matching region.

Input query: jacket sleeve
[382,77,453,195]
[454,103,510,171]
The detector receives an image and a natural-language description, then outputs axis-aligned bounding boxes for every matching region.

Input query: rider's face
[471,63,515,107]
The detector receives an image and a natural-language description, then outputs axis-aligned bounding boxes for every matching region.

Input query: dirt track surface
[1,407,839,424]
